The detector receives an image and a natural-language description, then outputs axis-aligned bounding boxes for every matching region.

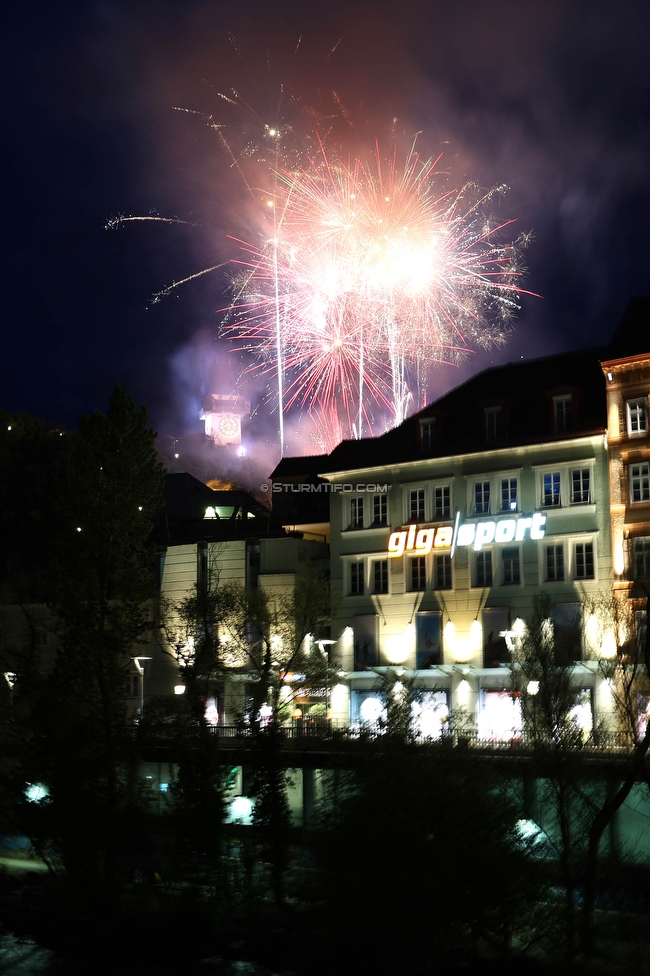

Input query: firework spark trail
[224,134,533,446]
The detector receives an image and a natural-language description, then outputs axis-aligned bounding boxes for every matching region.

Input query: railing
[142,722,637,755]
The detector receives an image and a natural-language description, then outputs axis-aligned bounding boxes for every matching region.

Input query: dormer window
[420,418,436,452]
[627,398,648,436]
[554,395,573,433]
[485,406,503,442]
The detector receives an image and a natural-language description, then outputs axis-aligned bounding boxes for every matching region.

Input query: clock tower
[201,361,251,447]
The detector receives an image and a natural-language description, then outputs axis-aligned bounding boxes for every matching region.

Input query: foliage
[318,741,540,971]
[1,387,165,909]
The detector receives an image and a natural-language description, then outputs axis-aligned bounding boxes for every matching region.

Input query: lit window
[485,406,503,442]
[420,419,436,452]
[474,480,491,514]
[501,477,518,512]
[434,485,450,519]
[372,493,388,526]
[630,463,650,503]
[633,537,650,579]
[373,560,389,594]
[571,468,590,504]
[350,562,365,595]
[410,556,427,591]
[409,488,425,522]
[502,547,521,585]
[433,554,452,590]
[574,542,594,580]
[546,544,565,581]
[350,497,364,529]
[543,472,561,507]
[554,395,573,433]
[475,551,493,587]
[627,398,648,436]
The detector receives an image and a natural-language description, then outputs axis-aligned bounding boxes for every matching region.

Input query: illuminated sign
[387,512,546,558]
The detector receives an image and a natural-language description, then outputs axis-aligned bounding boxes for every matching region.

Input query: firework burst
[224,134,533,449]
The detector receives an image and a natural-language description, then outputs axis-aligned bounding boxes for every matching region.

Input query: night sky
[3,0,649,457]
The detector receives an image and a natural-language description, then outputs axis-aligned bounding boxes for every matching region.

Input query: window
[574,542,594,580]
[350,562,365,595]
[633,537,650,579]
[373,560,389,594]
[128,674,139,698]
[536,462,595,511]
[409,488,425,522]
[554,395,573,433]
[434,485,451,519]
[350,496,364,529]
[434,554,452,590]
[631,463,650,503]
[501,477,518,512]
[543,472,561,507]
[635,610,648,661]
[546,544,565,581]
[474,480,491,514]
[627,398,648,436]
[571,467,590,504]
[410,556,427,591]
[553,604,582,661]
[502,547,521,585]
[485,406,503,442]
[475,551,493,587]
[372,493,388,526]
[420,418,436,452]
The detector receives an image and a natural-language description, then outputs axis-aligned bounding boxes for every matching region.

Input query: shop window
[630,463,650,503]
[411,691,449,739]
[353,615,378,669]
[415,611,442,668]
[478,690,522,742]
[627,398,648,436]
[545,544,565,582]
[351,690,386,728]
[482,607,511,668]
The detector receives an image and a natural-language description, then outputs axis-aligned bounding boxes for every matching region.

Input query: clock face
[218,416,239,437]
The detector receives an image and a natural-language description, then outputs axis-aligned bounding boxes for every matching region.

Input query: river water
[0,934,287,976]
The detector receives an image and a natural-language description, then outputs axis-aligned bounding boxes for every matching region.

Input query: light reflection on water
[0,934,287,976]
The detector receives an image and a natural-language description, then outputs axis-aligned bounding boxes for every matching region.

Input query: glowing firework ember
[223,135,532,449]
